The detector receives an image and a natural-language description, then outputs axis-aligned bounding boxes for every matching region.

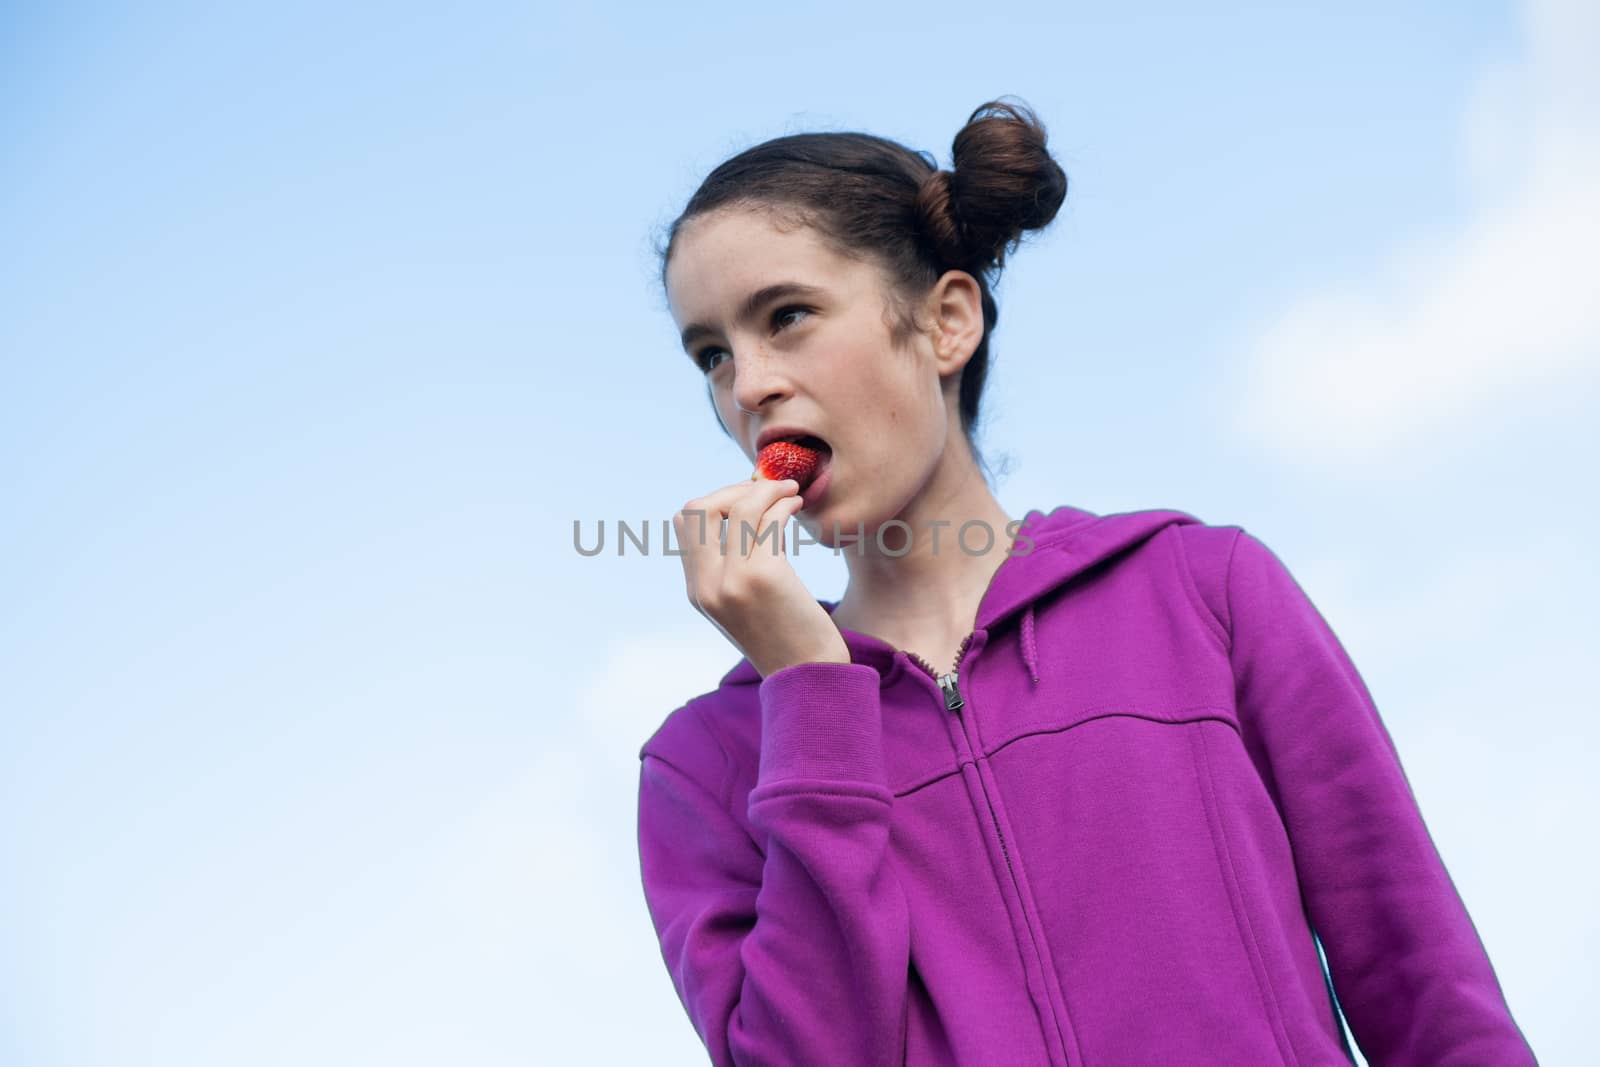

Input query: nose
[729,344,790,417]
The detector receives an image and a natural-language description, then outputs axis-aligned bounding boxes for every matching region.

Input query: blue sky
[2,2,1594,1063]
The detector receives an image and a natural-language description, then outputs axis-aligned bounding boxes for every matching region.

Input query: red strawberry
[753,440,823,489]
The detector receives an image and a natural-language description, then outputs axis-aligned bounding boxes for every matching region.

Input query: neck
[827,444,1015,643]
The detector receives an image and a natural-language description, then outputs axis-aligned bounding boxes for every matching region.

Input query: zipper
[904,640,1021,909]
[936,672,963,712]
[937,669,1018,886]
[905,631,976,683]
[907,631,1073,1065]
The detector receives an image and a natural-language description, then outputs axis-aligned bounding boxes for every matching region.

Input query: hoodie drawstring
[1021,603,1040,685]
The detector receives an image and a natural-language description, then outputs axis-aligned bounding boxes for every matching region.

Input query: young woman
[635,100,1535,1066]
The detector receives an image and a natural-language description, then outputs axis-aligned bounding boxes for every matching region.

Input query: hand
[672,477,851,678]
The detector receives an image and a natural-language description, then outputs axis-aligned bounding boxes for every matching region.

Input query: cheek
[708,386,740,433]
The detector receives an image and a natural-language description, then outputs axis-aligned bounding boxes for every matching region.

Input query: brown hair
[658,98,1068,480]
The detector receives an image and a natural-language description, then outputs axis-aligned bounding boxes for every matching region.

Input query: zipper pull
[937,671,963,712]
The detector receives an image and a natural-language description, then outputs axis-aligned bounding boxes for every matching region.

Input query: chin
[794,507,840,547]
[795,503,859,550]
[802,503,901,554]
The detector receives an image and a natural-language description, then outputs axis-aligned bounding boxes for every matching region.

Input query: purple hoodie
[635,505,1536,1065]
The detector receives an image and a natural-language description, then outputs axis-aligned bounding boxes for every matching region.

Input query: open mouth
[779,433,831,453]
[754,435,832,489]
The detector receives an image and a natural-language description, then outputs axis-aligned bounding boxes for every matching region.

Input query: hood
[715,503,1203,688]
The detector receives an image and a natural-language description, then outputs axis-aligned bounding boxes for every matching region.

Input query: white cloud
[1292,529,1582,684]
[1231,0,1600,468]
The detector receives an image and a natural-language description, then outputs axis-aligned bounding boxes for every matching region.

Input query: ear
[924,270,985,380]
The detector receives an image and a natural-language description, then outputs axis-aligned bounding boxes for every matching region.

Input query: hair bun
[915,98,1068,273]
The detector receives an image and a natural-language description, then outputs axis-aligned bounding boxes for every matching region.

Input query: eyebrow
[680,282,828,354]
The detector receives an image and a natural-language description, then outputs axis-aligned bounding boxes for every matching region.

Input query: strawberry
[752,440,823,489]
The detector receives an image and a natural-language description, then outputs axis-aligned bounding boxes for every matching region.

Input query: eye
[691,348,732,377]
[694,347,730,374]
[692,306,813,376]
[773,305,812,331]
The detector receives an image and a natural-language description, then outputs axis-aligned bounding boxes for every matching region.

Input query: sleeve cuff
[757,662,886,787]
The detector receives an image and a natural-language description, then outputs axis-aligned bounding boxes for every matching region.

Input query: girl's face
[664,207,962,541]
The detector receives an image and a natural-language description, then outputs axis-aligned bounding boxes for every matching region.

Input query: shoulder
[1170,519,1245,593]
[637,680,758,804]
[1166,521,1320,647]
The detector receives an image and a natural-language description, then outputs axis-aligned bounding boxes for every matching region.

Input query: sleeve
[1224,528,1538,1065]
[636,662,912,1066]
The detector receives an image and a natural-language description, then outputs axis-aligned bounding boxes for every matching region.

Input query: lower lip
[800,452,832,510]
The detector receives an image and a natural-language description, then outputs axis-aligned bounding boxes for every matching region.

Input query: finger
[769,494,807,559]
[726,490,798,562]
[670,509,711,595]
[677,478,797,559]
[690,477,800,521]
[674,479,792,596]
[732,491,805,564]
[726,479,801,556]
